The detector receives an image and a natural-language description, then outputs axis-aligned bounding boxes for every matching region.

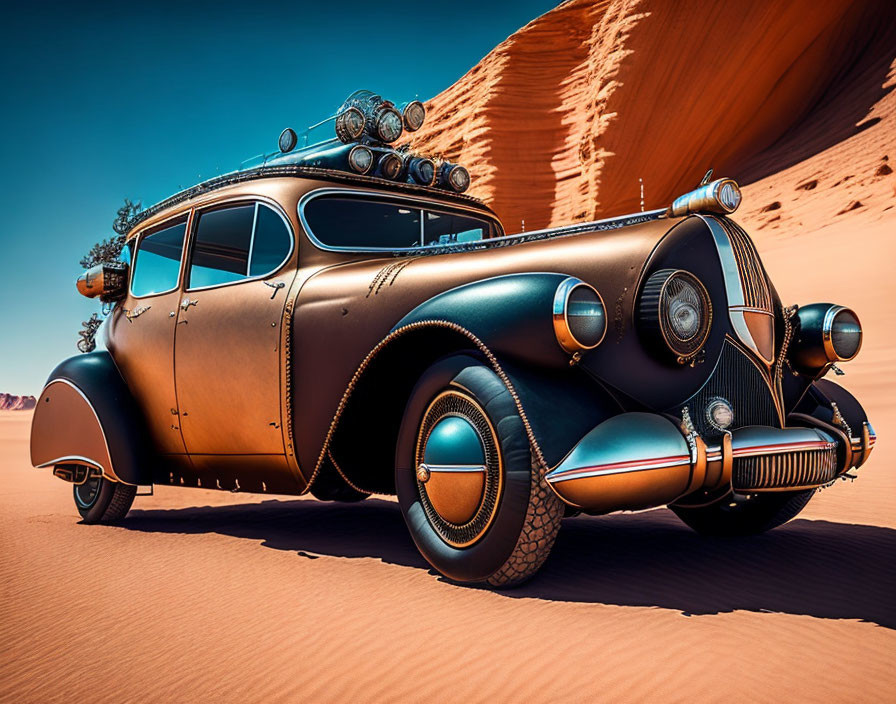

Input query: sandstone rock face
[0,394,37,411]
[408,0,895,232]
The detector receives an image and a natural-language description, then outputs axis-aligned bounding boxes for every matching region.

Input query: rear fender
[30,352,151,486]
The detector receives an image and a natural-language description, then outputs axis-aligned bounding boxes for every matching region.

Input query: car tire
[395,355,564,587]
[671,489,815,537]
[73,475,137,524]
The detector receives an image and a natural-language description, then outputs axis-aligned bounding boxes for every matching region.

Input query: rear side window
[130,218,188,297]
[303,196,422,249]
[188,203,292,289]
[301,194,498,250]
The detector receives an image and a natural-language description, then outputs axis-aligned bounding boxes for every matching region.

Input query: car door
[106,213,191,456]
[174,199,295,456]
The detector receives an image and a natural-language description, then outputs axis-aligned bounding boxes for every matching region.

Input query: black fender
[394,273,573,369]
[321,320,622,495]
[30,352,152,486]
[790,378,876,470]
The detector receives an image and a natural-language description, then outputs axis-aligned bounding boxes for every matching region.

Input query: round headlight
[553,277,607,355]
[374,107,403,143]
[347,145,373,174]
[407,156,435,185]
[639,269,712,364]
[334,107,366,143]
[377,151,405,180]
[401,100,426,132]
[826,306,862,361]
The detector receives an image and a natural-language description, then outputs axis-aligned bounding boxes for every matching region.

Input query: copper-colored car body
[30,164,875,586]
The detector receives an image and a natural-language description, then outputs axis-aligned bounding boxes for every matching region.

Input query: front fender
[394,273,572,368]
[30,352,151,486]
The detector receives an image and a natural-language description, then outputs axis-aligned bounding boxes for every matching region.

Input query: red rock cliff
[408,0,896,232]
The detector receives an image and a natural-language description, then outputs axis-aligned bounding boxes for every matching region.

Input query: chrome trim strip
[418,463,487,473]
[547,455,691,482]
[36,455,103,471]
[697,214,767,362]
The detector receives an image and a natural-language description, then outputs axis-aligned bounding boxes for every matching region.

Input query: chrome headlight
[792,303,863,371]
[553,277,607,355]
[401,100,426,132]
[639,269,712,364]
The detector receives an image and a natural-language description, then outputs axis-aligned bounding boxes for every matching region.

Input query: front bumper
[544,412,876,513]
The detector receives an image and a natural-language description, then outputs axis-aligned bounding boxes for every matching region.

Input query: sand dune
[3,0,896,700]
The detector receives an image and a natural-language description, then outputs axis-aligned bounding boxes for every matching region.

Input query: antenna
[521,219,526,233]
[699,168,713,186]
[639,178,644,212]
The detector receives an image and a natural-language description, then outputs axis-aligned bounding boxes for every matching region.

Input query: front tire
[73,474,137,524]
[395,355,564,587]
[671,489,815,537]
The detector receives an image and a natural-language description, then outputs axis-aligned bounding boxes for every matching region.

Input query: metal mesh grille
[675,341,779,441]
[719,218,773,312]
[733,446,838,491]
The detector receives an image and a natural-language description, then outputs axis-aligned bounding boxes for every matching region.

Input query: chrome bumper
[544,413,876,513]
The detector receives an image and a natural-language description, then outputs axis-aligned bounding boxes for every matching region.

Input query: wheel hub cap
[415,390,503,547]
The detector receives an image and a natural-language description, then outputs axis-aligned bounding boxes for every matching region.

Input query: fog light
[706,397,734,431]
[347,145,374,174]
[401,100,426,132]
[377,151,405,180]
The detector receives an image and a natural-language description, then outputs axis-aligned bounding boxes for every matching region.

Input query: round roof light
[401,100,426,132]
[334,107,366,143]
[348,145,374,174]
[407,156,435,185]
[378,151,405,180]
[375,107,404,143]
[278,127,298,153]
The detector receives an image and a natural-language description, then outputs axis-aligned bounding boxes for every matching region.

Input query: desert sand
[3,0,896,701]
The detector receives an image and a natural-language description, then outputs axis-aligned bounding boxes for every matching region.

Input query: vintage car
[31,91,875,587]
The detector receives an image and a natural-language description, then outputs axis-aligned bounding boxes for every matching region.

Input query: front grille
[733,445,838,491]
[674,340,779,441]
[718,218,773,312]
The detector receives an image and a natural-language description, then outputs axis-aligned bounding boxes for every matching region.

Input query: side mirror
[77,262,129,302]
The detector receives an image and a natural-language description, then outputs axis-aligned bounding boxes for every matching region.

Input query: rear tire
[396,355,564,587]
[73,475,137,524]
[671,489,815,537]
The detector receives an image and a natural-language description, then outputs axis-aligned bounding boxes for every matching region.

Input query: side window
[423,210,489,246]
[130,218,188,297]
[303,196,422,249]
[188,205,255,289]
[249,205,292,277]
[188,203,292,289]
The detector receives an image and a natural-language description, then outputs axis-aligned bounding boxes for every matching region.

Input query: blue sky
[0,0,558,394]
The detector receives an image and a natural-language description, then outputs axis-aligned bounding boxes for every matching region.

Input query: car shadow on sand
[124,497,896,628]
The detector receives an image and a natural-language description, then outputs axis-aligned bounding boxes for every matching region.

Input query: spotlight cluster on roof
[266,90,470,193]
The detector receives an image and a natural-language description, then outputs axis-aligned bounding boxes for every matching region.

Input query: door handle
[180,297,198,311]
[264,280,286,299]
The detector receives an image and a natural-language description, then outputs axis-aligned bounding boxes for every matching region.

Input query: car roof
[125,164,494,237]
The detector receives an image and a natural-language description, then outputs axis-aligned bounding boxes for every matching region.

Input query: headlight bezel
[553,277,607,355]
